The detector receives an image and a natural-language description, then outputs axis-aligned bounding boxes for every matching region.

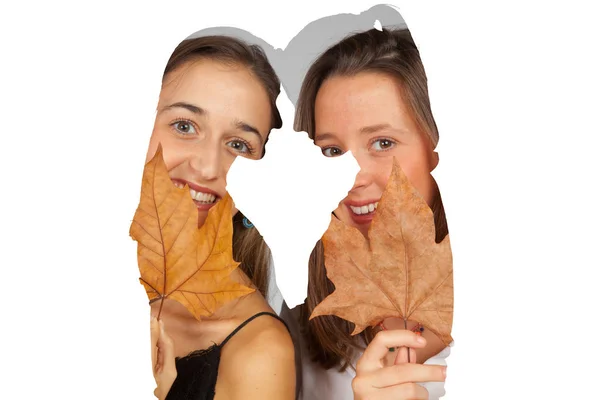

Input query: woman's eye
[372,138,395,151]
[172,121,196,135]
[227,140,250,154]
[322,147,344,157]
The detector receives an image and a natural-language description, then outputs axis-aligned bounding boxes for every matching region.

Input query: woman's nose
[188,144,222,182]
[350,153,375,190]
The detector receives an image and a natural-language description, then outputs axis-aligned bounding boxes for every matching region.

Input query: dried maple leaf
[310,158,453,346]
[129,144,255,320]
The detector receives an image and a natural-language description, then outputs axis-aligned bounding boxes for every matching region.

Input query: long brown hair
[295,28,449,371]
[162,35,282,297]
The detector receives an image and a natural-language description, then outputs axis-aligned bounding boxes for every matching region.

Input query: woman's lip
[170,178,222,198]
[346,203,376,225]
[344,198,381,207]
[170,179,221,212]
[194,200,217,211]
[343,197,380,225]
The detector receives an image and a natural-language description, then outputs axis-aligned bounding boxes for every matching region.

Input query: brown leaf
[310,158,453,346]
[129,144,255,320]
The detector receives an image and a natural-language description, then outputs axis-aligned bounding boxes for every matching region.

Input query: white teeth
[350,201,379,215]
[171,181,217,203]
[189,189,216,204]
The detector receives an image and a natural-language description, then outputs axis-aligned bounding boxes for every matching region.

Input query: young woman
[292,28,451,400]
[142,35,296,400]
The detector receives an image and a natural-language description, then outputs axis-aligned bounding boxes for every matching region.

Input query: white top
[299,336,452,400]
[267,271,452,400]
[274,297,451,400]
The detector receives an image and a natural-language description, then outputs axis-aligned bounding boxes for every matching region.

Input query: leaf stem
[404,319,412,363]
[157,296,165,320]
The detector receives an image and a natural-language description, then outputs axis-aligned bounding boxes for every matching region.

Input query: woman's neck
[149,268,268,358]
[205,266,259,321]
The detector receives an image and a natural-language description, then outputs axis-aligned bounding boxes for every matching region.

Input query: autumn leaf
[129,144,255,320]
[310,158,453,346]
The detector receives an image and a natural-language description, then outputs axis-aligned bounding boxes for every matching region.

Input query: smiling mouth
[349,201,379,215]
[172,180,219,205]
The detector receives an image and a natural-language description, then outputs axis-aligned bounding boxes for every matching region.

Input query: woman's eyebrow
[360,123,408,136]
[233,120,260,136]
[360,123,392,134]
[314,132,337,142]
[159,102,206,115]
[232,119,263,145]
[315,124,407,141]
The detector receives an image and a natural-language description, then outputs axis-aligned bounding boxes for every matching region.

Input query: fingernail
[416,336,426,344]
[442,366,447,378]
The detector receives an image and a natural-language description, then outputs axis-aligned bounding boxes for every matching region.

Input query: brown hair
[295,27,449,370]
[162,35,282,296]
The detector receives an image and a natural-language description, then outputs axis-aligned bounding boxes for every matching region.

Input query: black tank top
[165,312,290,400]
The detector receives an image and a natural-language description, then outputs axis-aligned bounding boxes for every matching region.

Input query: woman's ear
[430,151,439,172]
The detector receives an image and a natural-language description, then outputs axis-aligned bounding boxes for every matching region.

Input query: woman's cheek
[145,129,167,163]
[387,152,434,204]
[409,170,436,206]
[373,157,395,189]
[145,140,159,164]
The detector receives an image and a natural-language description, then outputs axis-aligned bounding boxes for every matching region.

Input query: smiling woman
[141,35,296,400]
[292,27,451,400]
[313,71,439,237]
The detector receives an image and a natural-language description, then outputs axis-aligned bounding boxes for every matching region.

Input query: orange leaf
[310,158,453,346]
[129,144,255,320]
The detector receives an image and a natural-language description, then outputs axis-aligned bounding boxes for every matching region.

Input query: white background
[1,0,599,399]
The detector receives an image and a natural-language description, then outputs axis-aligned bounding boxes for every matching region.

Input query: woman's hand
[352,330,446,400]
[151,317,177,400]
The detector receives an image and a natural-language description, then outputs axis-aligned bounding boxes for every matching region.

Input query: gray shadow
[186,4,407,106]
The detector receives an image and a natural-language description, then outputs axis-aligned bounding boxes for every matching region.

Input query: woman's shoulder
[223,310,294,360]
[216,310,296,398]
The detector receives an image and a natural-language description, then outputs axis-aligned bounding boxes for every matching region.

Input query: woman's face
[314,71,438,237]
[146,59,272,227]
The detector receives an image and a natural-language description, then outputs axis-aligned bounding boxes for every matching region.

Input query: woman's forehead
[161,59,256,102]
[317,72,404,106]
[315,73,415,133]
[158,59,272,134]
